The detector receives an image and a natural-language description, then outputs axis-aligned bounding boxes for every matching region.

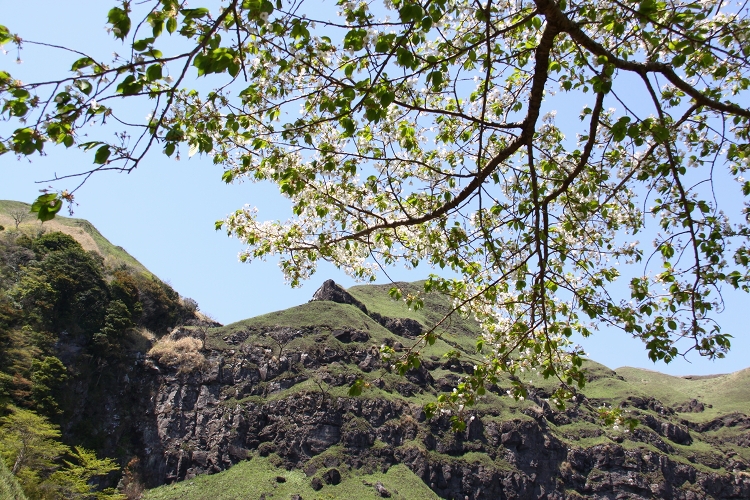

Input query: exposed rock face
[374,480,391,497]
[641,414,693,445]
[332,328,370,343]
[311,280,424,339]
[675,399,705,413]
[57,281,750,500]
[92,333,749,500]
[381,317,423,338]
[311,279,369,314]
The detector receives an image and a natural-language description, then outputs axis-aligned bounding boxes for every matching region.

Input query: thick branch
[335,24,561,243]
[534,0,750,119]
[543,91,605,204]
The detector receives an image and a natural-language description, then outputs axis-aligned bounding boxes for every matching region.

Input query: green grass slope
[348,281,480,354]
[210,280,486,361]
[208,297,467,363]
[0,200,149,273]
[143,456,438,500]
[212,300,390,340]
[614,366,750,421]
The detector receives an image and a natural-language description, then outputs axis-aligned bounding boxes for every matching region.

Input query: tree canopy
[0,407,123,499]
[1,0,749,419]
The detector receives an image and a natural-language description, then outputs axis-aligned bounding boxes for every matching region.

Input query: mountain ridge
[0,199,150,274]
[133,279,750,499]
[1,203,748,499]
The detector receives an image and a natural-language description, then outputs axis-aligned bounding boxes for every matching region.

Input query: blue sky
[2,0,749,376]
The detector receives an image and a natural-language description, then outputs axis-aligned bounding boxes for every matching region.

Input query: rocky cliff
[73,280,750,500]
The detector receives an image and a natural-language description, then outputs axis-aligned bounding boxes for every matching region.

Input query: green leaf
[612,116,631,142]
[116,75,144,95]
[146,64,163,81]
[380,91,395,107]
[0,24,13,46]
[343,28,367,52]
[133,37,155,51]
[193,47,239,77]
[75,80,92,95]
[31,193,63,222]
[399,3,424,23]
[71,57,95,71]
[11,127,44,155]
[424,402,437,420]
[181,7,210,19]
[348,378,365,396]
[150,15,164,37]
[94,145,111,164]
[107,7,131,39]
[450,415,467,432]
[651,124,670,143]
[428,71,443,90]
[396,47,415,68]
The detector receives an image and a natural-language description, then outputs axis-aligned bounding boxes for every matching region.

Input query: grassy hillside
[209,281,750,418]
[209,298,474,364]
[0,200,149,274]
[144,457,438,500]
[211,300,391,341]
[211,280,486,363]
[614,366,750,421]
[347,281,481,354]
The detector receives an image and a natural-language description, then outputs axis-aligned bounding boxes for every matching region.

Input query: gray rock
[310,280,368,314]
[322,468,341,485]
[333,328,370,343]
[501,430,523,448]
[310,477,323,491]
[661,422,692,445]
[383,317,422,338]
[305,425,340,455]
[675,399,705,413]
[374,481,391,497]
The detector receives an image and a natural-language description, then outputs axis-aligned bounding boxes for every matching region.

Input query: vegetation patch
[143,457,438,500]
[0,458,27,500]
[148,337,210,375]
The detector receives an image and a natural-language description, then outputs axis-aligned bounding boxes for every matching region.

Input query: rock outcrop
[311,279,369,314]
[56,281,750,499]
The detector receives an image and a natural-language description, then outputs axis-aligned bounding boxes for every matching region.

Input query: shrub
[182,297,199,313]
[31,232,81,258]
[147,337,209,374]
[109,270,142,321]
[136,277,181,333]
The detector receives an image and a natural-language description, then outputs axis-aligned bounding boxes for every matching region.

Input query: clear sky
[2,0,748,376]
